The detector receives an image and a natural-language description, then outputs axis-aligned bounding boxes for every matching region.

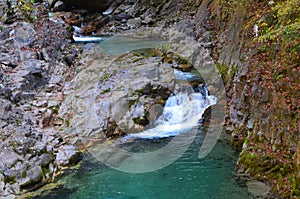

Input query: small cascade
[72,15,106,43]
[127,83,216,139]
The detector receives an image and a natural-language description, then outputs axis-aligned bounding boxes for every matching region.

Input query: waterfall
[127,82,217,139]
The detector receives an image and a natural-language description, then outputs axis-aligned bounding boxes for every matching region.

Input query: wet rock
[127,18,142,29]
[55,145,82,167]
[53,1,65,12]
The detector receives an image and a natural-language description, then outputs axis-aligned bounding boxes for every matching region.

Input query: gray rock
[114,13,132,21]
[14,22,36,46]
[1,194,16,199]
[60,49,174,138]
[127,18,142,29]
[33,141,46,153]
[55,145,82,167]
[53,1,65,11]
[142,17,154,25]
[4,182,20,196]
[247,180,271,197]
[0,180,4,196]
[0,149,19,168]
[32,100,48,108]
[47,100,60,108]
[39,153,55,167]
[0,86,12,99]
[19,165,43,188]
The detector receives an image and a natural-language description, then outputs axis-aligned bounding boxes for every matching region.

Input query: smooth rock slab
[247,180,271,197]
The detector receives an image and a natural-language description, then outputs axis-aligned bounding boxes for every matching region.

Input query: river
[35,36,252,199]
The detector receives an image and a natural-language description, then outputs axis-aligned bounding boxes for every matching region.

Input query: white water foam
[73,35,105,42]
[127,87,217,139]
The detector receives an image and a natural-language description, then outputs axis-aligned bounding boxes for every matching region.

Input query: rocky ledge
[0,0,84,198]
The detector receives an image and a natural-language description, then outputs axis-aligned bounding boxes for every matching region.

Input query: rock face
[202,0,299,197]
[59,47,174,140]
[0,0,82,197]
[62,0,114,12]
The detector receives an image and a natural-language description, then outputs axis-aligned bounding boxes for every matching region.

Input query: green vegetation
[211,0,300,197]
[7,0,37,22]
[215,62,229,80]
[101,88,111,94]
[257,0,300,64]
[215,62,236,82]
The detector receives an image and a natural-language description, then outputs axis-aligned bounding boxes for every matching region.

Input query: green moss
[22,170,27,178]
[42,166,51,177]
[100,73,110,81]
[101,88,111,94]
[229,65,237,79]
[216,62,229,80]
[4,175,16,184]
[49,106,60,115]
[240,151,261,168]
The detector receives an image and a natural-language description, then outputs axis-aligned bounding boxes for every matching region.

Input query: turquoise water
[38,133,251,199]
[38,38,252,199]
[99,36,167,55]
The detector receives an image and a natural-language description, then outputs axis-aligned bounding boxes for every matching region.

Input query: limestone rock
[247,180,271,197]
[19,165,43,188]
[14,22,36,47]
[0,149,19,169]
[127,18,142,29]
[55,145,82,167]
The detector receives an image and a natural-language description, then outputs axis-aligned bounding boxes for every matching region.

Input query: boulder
[59,49,174,139]
[0,149,19,169]
[55,145,82,167]
[127,18,142,29]
[19,165,43,188]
